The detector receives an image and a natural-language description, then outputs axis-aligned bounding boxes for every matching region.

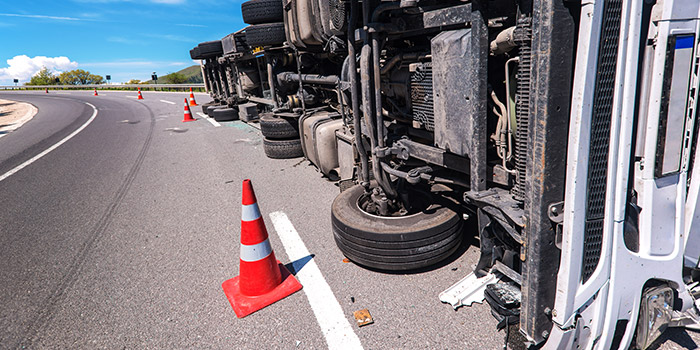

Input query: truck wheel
[242,0,283,25]
[198,40,223,58]
[260,114,299,139]
[263,137,304,159]
[200,102,218,114]
[245,23,286,47]
[189,47,203,60]
[331,184,463,271]
[212,107,239,121]
[205,105,223,116]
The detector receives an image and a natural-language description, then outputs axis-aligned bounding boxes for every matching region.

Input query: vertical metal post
[266,54,279,108]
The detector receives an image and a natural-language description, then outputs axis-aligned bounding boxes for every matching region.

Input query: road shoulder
[0,99,38,138]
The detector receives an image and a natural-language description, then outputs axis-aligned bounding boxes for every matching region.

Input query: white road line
[0,103,38,140]
[125,95,137,99]
[197,112,220,127]
[0,102,98,183]
[269,212,363,350]
[159,100,176,105]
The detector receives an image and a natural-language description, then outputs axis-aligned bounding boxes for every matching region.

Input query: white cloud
[0,13,82,21]
[0,55,78,82]
[175,23,206,28]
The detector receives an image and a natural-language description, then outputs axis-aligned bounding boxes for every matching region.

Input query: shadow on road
[285,254,316,275]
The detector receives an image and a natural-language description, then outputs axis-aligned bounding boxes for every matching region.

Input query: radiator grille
[582,0,622,283]
[513,16,532,201]
[410,62,435,131]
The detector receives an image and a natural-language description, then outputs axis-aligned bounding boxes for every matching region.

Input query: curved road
[0,91,695,349]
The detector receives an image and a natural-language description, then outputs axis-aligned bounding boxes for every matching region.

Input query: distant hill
[144,65,203,84]
[176,65,204,84]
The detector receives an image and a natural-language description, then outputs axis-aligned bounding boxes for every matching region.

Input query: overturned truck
[190,0,700,348]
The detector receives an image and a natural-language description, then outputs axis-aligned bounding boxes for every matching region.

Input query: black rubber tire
[198,40,223,58]
[200,102,218,114]
[331,184,463,271]
[212,107,239,121]
[189,47,203,60]
[205,105,224,116]
[245,23,286,47]
[242,0,283,25]
[260,114,299,139]
[263,137,304,159]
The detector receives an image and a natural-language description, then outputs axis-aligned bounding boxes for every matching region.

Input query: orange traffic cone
[94,89,98,96]
[137,88,144,100]
[222,179,302,318]
[45,88,48,93]
[189,87,198,106]
[182,99,196,122]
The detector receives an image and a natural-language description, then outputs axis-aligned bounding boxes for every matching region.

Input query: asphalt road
[0,90,697,349]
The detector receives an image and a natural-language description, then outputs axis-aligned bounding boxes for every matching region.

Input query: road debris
[353,309,374,327]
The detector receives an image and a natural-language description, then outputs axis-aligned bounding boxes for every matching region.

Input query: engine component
[238,65,261,94]
[490,26,517,56]
[409,62,435,131]
[513,17,532,201]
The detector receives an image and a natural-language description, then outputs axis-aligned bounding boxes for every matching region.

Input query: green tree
[59,69,105,85]
[162,72,187,84]
[27,67,58,85]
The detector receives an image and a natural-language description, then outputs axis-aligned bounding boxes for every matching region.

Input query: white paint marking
[269,212,363,350]
[198,112,220,127]
[125,95,137,99]
[159,99,176,105]
[0,102,98,183]
[0,103,38,139]
[56,92,71,95]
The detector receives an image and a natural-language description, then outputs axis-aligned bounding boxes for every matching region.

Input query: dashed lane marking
[0,102,98,183]
[197,112,220,127]
[159,100,175,105]
[269,212,364,350]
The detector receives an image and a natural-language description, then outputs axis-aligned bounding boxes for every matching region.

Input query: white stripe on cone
[240,239,273,262]
[241,203,262,222]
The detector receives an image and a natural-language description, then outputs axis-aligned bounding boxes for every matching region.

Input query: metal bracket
[440,271,502,309]
[548,201,565,224]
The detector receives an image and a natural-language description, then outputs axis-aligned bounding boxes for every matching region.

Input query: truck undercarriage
[190,0,700,348]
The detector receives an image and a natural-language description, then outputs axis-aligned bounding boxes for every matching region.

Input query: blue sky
[0,0,247,84]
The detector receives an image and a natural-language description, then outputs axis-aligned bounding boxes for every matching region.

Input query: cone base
[182,118,196,122]
[222,261,302,318]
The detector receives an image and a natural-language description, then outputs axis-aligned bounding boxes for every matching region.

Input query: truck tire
[198,40,223,58]
[263,137,304,159]
[242,0,283,25]
[212,107,239,121]
[245,23,286,47]
[205,105,224,116]
[331,184,463,271]
[200,101,218,114]
[189,47,203,60]
[260,114,299,139]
